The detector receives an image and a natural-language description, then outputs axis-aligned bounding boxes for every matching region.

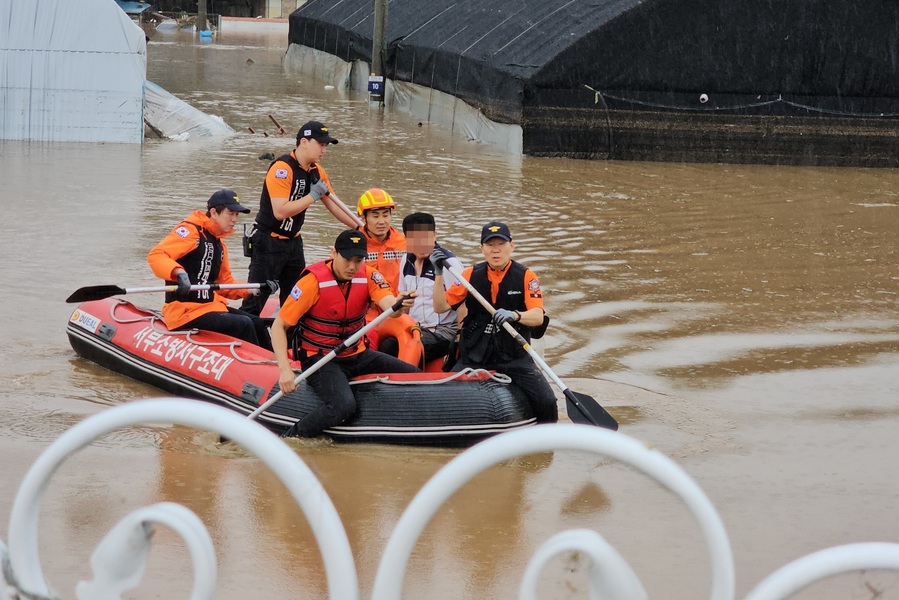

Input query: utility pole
[197,0,208,32]
[369,0,388,104]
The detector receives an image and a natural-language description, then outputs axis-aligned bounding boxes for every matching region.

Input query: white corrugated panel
[0,0,147,143]
[143,81,235,141]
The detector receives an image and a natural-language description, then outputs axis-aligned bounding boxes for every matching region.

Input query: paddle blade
[66,285,127,303]
[564,389,618,431]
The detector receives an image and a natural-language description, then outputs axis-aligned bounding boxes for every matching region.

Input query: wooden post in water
[370,0,388,104]
[197,0,208,32]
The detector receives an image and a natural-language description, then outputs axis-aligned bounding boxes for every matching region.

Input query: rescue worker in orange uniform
[271,229,420,437]
[432,221,558,423]
[148,189,278,349]
[355,188,424,367]
[241,120,359,316]
[357,188,406,296]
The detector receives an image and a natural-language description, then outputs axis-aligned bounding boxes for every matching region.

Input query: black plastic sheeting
[290,0,899,165]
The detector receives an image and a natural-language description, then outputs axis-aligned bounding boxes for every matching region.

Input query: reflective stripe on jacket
[297,261,370,356]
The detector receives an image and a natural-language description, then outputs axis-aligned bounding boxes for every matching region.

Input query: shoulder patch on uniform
[174,226,190,238]
[290,285,302,301]
[275,168,289,179]
[370,271,388,288]
[528,279,541,291]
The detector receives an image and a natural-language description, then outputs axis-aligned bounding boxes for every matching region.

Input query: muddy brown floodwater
[1,28,898,599]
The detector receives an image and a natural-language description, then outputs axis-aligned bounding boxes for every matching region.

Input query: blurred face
[406,226,436,259]
[363,208,393,240]
[209,207,241,234]
[330,250,365,281]
[480,237,514,270]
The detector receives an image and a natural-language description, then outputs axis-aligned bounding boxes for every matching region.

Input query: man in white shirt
[387,212,464,364]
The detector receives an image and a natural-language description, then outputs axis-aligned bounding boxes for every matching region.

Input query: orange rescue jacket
[147,210,250,330]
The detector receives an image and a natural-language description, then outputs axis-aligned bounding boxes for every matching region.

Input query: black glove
[261,279,279,295]
[429,247,448,275]
[309,179,330,201]
[175,272,192,298]
[492,308,517,327]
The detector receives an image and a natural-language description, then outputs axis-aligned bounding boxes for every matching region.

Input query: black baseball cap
[297,120,338,144]
[334,229,367,258]
[207,189,250,214]
[480,221,512,243]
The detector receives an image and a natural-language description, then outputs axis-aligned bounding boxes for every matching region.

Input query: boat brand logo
[70,310,101,333]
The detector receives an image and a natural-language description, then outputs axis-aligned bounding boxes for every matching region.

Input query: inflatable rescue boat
[66,297,536,446]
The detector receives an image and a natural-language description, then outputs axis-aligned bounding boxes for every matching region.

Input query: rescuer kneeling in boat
[148,189,277,350]
[271,229,420,437]
[432,221,558,423]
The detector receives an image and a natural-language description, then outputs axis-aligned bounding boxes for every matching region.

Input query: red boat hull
[67,297,536,446]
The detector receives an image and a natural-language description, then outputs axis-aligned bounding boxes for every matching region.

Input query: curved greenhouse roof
[289,0,899,166]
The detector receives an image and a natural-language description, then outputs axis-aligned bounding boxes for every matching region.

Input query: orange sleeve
[523,268,544,311]
[445,266,473,309]
[147,223,199,281]
[366,265,395,305]
[277,272,321,327]
[264,159,294,200]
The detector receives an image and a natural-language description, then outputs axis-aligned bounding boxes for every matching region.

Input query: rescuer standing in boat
[431,221,558,423]
[241,121,359,316]
[270,229,420,437]
[148,189,277,349]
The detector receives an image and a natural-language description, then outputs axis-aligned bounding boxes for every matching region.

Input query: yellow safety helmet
[356,188,396,216]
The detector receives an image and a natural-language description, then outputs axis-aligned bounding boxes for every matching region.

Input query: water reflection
[0,29,897,600]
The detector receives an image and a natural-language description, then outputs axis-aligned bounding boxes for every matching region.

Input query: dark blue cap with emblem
[480,221,512,243]
[335,229,367,258]
[207,189,250,214]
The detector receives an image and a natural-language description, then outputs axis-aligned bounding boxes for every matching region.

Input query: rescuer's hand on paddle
[175,272,192,298]
[429,248,447,275]
[309,179,330,201]
[492,308,518,327]
[253,280,279,295]
[400,291,417,311]
[381,291,417,316]
[279,365,298,394]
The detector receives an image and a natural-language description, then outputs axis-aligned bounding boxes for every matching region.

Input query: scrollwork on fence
[2,398,897,600]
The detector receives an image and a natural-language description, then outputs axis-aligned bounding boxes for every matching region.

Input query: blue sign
[368,75,384,94]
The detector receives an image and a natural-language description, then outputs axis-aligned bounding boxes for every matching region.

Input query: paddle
[440,263,618,431]
[325,191,364,228]
[309,165,364,228]
[245,295,408,421]
[66,283,263,304]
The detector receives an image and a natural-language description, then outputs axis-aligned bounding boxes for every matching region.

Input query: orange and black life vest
[163,223,222,304]
[255,154,318,238]
[461,261,530,364]
[297,261,370,356]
